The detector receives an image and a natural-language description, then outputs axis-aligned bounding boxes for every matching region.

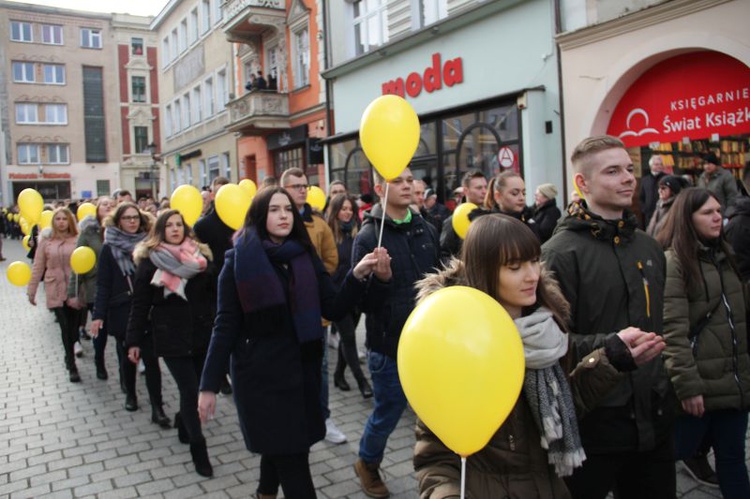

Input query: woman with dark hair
[646,175,687,238]
[91,202,167,423]
[198,187,390,498]
[126,209,216,477]
[658,188,750,498]
[27,207,81,382]
[68,196,114,377]
[414,214,665,498]
[327,193,373,398]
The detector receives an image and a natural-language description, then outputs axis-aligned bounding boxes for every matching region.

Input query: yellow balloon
[20,218,30,236]
[215,184,252,230]
[39,210,54,229]
[22,235,31,251]
[18,188,43,225]
[170,185,203,227]
[7,261,32,286]
[70,246,96,274]
[307,186,327,212]
[239,178,257,198]
[398,286,525,457]
[13,213,20,222]
[359,95,420,181]
[77,202,96,221]
[6,213,12,221]
[451,202,478,240]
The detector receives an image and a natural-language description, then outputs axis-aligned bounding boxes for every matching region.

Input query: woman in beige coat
[27,207,81,382]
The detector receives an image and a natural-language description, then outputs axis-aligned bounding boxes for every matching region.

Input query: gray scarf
[515,307,586,477]
[104,226,146,276]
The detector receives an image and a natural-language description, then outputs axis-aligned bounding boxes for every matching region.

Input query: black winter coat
[639,172,665,227]
[193,204,234,278]
[353,205,440,359]
[93,244,135,339]
[199,249,367,455]
[541,206,674,453]
[533,199,562,244]
[726,196,750,282]
[126,257,216,358]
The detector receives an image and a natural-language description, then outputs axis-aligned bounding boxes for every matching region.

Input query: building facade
[0,1,123,204]
[322,0,564,202]
[557,0,749,206]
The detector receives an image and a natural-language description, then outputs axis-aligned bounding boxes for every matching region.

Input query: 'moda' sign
[381,53,464,99]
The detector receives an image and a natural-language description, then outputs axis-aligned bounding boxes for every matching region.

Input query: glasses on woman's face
[121,215,140,222]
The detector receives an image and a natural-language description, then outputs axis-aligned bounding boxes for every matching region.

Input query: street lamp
[144,142,159,199]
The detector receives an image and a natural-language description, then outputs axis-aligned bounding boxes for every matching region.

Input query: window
[81,28,102,49]
[293,26,310,89]
[83,66,107,162]
[221,152,231,178]
[185,162,193,184]
[274,148,304,176]
[44,104,68,124]
[134,126,149,153]
[131,37,144,55]
[18,144,41,164]
[10,21,33,42]
[42,24,63,45]
[179,19,187,53]
[12,62,35,83]
[171,29,178,60]
[201,0,211,34]
[97,180,110,196]
[183,93,191,129]
[162,37,170,66]
[199,159,207,186]
[192,86,202,123]
[353,0,388,56]
[165,104,173,136]
[207,155,220,181]
[204,77,214,116]
[174,99,182,133]
[43,64,65,84]
[212,0,222,25]
[420,0,448,27]
[46,144,69,164]
[132,76,146,102]
[189,9,199,44]
[217,70,227,111]
[15,103,38,124]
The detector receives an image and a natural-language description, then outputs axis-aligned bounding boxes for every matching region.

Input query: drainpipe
[553,0,568,205]
[321,0,333,187]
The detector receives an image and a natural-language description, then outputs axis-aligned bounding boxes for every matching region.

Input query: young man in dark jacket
[353,167,440,498]
[542,135,674,499]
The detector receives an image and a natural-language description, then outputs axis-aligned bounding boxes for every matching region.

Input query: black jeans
[163,354,205,444]
[86,304,108,368]
[258,452,316,498]
[117,337,162,406]
[52,305,80,370]
[564,435,676,499]
[333,312,366,384]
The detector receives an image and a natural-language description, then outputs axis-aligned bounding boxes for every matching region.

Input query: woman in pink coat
[27,207,81,382]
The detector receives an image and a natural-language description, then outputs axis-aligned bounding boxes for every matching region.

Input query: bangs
[499,222,541,265]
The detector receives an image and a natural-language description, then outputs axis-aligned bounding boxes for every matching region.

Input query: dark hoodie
[725,196,750,281]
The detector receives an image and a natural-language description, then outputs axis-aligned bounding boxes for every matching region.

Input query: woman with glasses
[92,203,168,424]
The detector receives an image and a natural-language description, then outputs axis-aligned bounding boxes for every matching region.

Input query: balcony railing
[225,90,290,134]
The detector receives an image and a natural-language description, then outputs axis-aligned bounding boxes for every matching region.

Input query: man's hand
[616,327,666,366]
[198,391,217,424]
[90,319,104,338]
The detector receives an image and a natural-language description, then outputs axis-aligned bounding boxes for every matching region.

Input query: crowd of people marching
[8,134,750,498]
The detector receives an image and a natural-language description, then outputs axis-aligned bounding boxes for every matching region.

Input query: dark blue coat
[93,244,134,339]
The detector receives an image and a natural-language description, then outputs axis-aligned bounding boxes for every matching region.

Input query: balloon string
[376,182,389,249]
[460,456,466,499]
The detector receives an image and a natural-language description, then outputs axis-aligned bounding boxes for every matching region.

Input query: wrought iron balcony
[225,90,290,134]
[223,0,286,42]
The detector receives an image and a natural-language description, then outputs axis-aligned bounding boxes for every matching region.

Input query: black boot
[357,377,373,399]
[95,359,108,380]
[151,406,172,429]
[190,439,213,477]
[69,365,81,383]
[174,412,189,444]
[125,393,138,411]
[334,371,351,391]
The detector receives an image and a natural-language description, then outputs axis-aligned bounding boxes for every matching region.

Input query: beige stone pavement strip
[0,238,735,498]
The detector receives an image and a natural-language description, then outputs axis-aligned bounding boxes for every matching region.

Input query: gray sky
[12,0,168,17]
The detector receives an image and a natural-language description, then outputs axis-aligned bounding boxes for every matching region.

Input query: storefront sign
[497,147,516,169]
[381,53,463,99]
[9,173,71,180]
[267,124,307,151]
[607,52,750,147]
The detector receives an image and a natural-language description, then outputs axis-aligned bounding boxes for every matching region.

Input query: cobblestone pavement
[0,237,737,498]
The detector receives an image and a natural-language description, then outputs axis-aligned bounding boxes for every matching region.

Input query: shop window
[41,24,63,45]
[134,126,149,153]
[274,148,305,178]
[131,37,143,55]
[352,0,388,56]
[80,28,102,49]
[18,144,40,164]
[292,25,310,89]
[46,144,69,164]
[43,64,65,84]
[132,76,146,102]
[10,21,33,42]
[12,62,35,83]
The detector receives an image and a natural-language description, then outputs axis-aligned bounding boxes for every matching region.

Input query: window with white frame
[80,28,102,49]
[162,37,170,66]
[216,70,227,111]
[179,19,187,53]
[132,37,144,55]
[201,0,211,34]
[46,144,69,164]
[207,155,220,181]
[174,99,182,133]
[165,104,173,136]
[221,152,231,178]
[18,144,40,164]
[292,25,310,89]
[41,24,63,45]
[212,0,222,25]
[192,86,202,123]
[183,93,191,129]
[43,64,65,84]
[15,103,38,124]
[177,165,184,185]
[185,162,193,184]
[171,29,178,60]
[134,126,149,153]
[189,9,199,44]
[204,77,214,117]
[10,21,33,42]
[44,104,67,124]
[12,62,35,83]
[132,76,146,102]
[353,0,388,56]
[199,159,207,186]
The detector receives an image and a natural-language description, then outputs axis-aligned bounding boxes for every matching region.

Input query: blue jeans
[320,328,330,420]
[675,409,750,499]
[358,351,407,464]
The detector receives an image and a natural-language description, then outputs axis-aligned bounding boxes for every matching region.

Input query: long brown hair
[461,213,569,329]
[326,194,358,244]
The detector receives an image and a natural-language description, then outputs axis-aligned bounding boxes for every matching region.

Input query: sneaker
[324,418,347,444]
[682,455,720,487]
[328,332,340,350]
[354,459,390,498]
[74,341,83,358]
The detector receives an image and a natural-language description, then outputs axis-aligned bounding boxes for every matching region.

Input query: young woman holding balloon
[26,207,82,382]
[197,187,390,498]
[412,214,666,498]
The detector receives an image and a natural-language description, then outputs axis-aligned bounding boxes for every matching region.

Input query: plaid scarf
[104,226,146,276]
[149,238,207,300]
[516,307,586,477]
[234,227,322,343]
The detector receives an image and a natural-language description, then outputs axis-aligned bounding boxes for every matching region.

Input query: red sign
[606,52,750,147]
[497,147,515,168]
[381,53,464,99]
[9,173,71,180]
